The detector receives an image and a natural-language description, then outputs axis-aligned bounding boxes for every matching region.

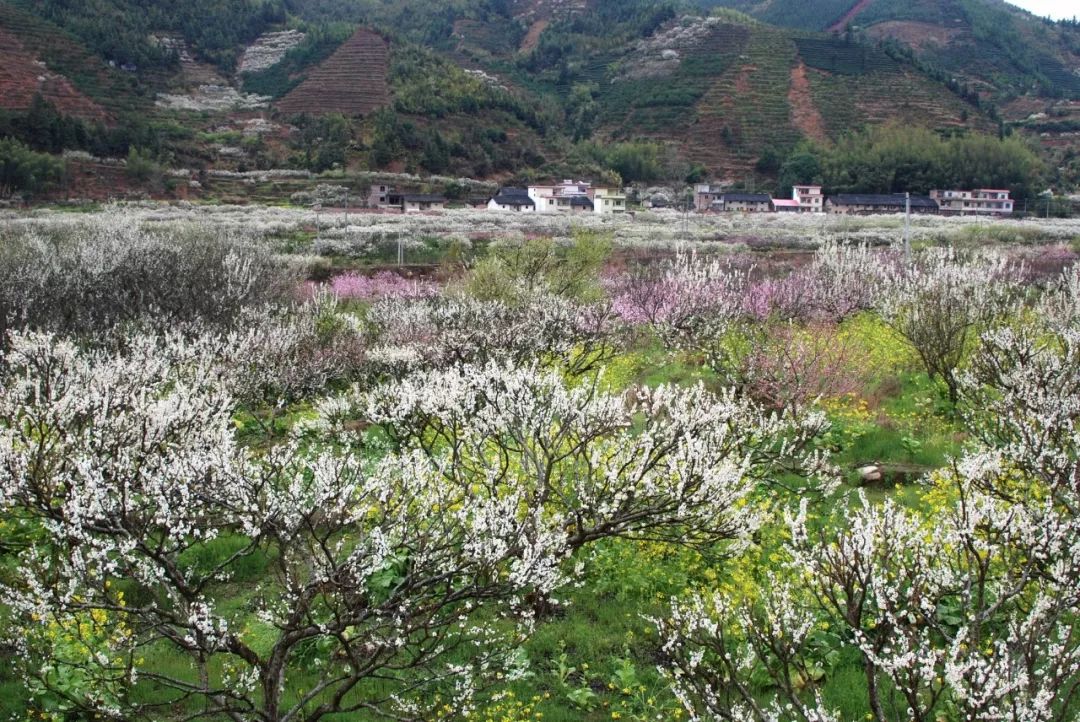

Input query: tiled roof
[402,194,447,203]
[491,194,535,206]
[722,193,772,203]
[829,194,938,208]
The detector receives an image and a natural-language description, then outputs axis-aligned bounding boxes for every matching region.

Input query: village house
[772,199,801,213]
[826,194,940,215]
[488,187,536,212]
[526,180,624,214]
[528,180,589,212]
[793,185,824,213]
[402,194,447,213]
[366,183,395,208]
[930,189,1014,216]
[717,192,773,213]
[591,186,627,214]
[694,184,726,212]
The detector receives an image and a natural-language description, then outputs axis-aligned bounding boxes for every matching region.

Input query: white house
[528,180,591,213]
[526,180,626,214]
[793,185,824,213]
[487,187,536,212]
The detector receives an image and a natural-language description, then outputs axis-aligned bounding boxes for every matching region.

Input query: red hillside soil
[828,0,873,33]
[277,28,389,117]
[788,62,828,143]
[0,28,108,121]
[520,19,549,53]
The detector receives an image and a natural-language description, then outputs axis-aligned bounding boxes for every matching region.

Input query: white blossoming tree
[876,247,1021,406]
[654,301,1080,722]
[363,292,620,377]
[0,326,822,721]
[355,361,834,553]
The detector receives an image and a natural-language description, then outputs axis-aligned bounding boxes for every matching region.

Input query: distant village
[363,179,1016,217]
[691,185,1015,216]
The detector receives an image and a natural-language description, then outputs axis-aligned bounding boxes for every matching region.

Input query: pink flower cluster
[324,271,440,301]
[607,254,877,328]
[741,267,873,324]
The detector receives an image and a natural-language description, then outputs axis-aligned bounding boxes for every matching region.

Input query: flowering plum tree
[354,361,835,554]
[324,270,439,302]
[608,252,748,355]
[364,292,620,377]
[0,331,569,721]
[876,248,1021,406]
[0,325,824,720]
[214,293,366,408]
[743,243,884,325]
[737,322,865,416]
[0,218,296,339]
[655,306,1080,722]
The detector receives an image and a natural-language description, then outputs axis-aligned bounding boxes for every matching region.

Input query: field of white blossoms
[0,205,1078,722]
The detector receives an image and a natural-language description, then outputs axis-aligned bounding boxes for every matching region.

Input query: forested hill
[0,0,1076,194]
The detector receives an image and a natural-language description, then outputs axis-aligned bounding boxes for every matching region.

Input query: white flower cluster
[364,291,617,376]
[155,85,271,112]
[10,203,1080,255]
[237,30,306,74]
[0,305,818,720]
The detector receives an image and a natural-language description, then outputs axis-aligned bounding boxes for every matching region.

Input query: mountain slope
[702,0,1080,99]
[589,17,991,178]
[276,27,390,116]
[0,0,1064,188]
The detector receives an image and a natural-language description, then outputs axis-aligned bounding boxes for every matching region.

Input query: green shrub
[0,138,65,199]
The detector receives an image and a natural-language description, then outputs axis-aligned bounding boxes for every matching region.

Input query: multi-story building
[528,180,590,212]
[930,189,1014,216]
[694,184,726,212]
[826,194,939,215]
[367,183,395,208]
[527,180,625,214]
[591,187,627,214]
[793,185,824,213]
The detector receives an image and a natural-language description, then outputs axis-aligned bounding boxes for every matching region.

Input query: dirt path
[828,0,873,33]
[520,19,549,53]
[788,61,828,143]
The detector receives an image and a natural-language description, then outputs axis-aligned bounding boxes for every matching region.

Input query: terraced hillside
[0,3,145,117]
[596,19,988,179]
[277,27,390,116]
[684,25,803,177]
[704,0,1080,99]
[0,0,1065,191]
[0,27,108,121]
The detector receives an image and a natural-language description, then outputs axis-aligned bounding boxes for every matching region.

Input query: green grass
[0,678,30,718]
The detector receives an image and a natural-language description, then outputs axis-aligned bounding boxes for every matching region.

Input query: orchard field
[1,205,1079,722]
